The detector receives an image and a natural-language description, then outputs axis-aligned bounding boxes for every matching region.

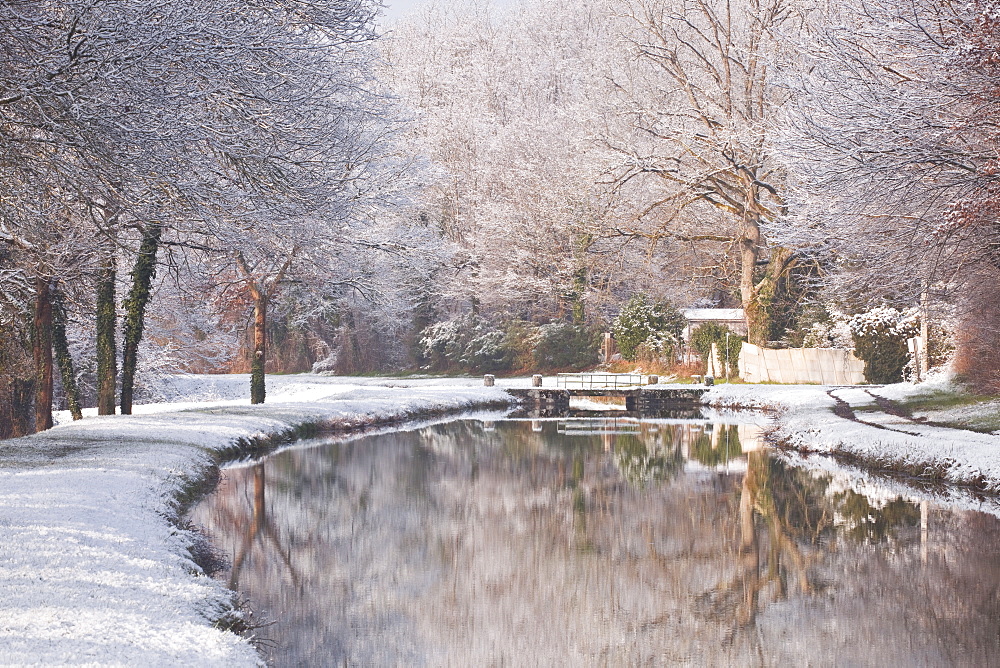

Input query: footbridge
[505,373,707,412]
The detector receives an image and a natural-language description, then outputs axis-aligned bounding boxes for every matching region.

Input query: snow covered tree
[780,0,1000,387]
[607,0,802,345]
[383,0,628,323]
[1,0,406,425]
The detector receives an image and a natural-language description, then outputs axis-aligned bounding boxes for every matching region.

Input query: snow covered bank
[703,380,1000,493]
[0,377,510,665]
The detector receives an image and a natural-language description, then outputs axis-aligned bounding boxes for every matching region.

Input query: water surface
[191,417,1000,665]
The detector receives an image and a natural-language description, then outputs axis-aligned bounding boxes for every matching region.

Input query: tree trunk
[96,256,117,415]
[738,453,760,626]
[120,224,162,415]
[51,290,83,421]
[740,200,796,346]
[10,379,35,437]
[250,286,267,404]
[739,215,766,346]
[33,277,54,432]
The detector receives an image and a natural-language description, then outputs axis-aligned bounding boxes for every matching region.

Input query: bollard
[483,374,495,387]
[704,375,714,386]
[532,374,543,387]
[648,375,658,385]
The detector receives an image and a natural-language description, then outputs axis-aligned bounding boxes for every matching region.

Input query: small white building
[680,308,747,341]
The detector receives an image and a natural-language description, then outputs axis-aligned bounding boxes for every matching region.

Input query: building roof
[680,308,745,321]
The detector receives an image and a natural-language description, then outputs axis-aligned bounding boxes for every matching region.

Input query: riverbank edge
[179,396,515,647]
[703,383,1000,495]
[0,386,513,666]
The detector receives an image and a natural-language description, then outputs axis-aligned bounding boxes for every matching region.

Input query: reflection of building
[738,424,765,451]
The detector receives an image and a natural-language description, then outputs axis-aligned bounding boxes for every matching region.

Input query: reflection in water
[191,418,1000,666]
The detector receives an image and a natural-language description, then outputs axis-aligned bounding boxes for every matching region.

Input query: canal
[190,414,1000,665]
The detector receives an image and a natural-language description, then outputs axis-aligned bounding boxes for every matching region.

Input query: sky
[380,0,430,23]
[379,0,515,25]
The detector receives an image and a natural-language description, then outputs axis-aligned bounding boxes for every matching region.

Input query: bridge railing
[555,373,650,389]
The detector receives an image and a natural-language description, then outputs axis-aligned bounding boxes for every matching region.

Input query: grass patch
[893,388,1000,433]
[898,388,993,412]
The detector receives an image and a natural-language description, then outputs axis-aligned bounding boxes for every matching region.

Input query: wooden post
[919,285,929,379]
[603,333,617,363]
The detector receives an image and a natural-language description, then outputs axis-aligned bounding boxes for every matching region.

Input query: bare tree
[779,0,1000,384]
[1,0,403,422]
[607,0,801,343]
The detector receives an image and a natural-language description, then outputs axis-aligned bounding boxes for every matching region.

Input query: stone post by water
[532,374,543,387]
[484,374,495,387]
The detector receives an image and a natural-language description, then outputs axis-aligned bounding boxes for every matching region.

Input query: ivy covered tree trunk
[742,237,796,347]
[0,333,35,439]
[96,255,117,415]
[33,277,54,432]
[740,217,767,346]
[51,290,83,421]
[234,252,294,405]
[120,224,162,415]
[570,266,587,325]
[250,285,267,405]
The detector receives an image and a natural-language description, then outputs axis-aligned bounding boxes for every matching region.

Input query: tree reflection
[190,418,1000,665]
[706,452,932,637]
[689,424,743,466]
[222,463,300,591]
[703,453,831,633]
[613,433,684,486]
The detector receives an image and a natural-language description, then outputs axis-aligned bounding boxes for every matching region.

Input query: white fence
[555,373,650,389]
[738,343,865,385]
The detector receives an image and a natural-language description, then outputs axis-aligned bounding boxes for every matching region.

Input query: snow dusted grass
[703,376,1000,494]
[8,371,998,663]
[0,375,511,665]
[881,381,1000,434]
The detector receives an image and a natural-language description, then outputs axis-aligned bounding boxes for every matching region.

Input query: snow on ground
[702,380,1000,493]
[2,375,511,666]
[7,371,1000,664]
[914,398,1000,430]
[702,381,835,412]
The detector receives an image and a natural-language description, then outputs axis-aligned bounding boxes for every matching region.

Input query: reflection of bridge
[548,418,767,455]
[507,386,707,412]
[556,418,642,435]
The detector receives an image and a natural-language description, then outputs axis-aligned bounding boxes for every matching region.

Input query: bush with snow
[418,316,600,373]
[849,306,918,384]
[419,315,515,373]
[531,323,600,369]
[611,295,686,361]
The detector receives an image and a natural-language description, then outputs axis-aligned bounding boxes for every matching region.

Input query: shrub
[461,329,516,372]
[689,322,744,376]
[531,323,600,370]
[418,315,471,370]
[419,317,598,374]
[419,315,516,373]
[848,306,918,384]
[611,294,686,361]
